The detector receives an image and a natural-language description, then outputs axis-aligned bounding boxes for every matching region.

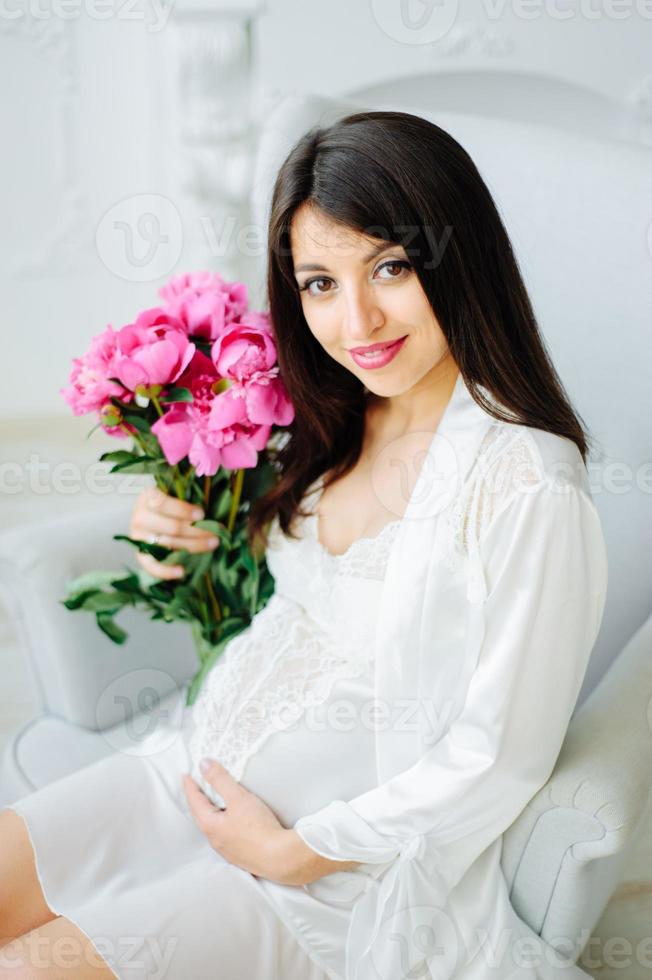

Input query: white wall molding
[1,15,94,278]
[165,10,262,281]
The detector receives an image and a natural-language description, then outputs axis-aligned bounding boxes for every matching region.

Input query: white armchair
[2,93,651,960]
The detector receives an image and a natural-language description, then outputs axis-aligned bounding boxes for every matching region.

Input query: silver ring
[148,533,161,545]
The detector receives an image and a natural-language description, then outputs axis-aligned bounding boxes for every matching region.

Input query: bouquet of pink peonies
[60,270,294,705]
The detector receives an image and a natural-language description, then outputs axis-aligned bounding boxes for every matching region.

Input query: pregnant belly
[192,673,379,829]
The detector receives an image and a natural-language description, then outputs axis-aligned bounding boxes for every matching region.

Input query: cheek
[382,281,428,320]
[303,305,340,348]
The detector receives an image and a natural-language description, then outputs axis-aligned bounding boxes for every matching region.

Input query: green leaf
[96,611,128,644]
[110,457,167,475]
[111,572,146,596]
[64,569,132,600]
[148,581,177,602]
[241,458,277,499]
[215,493,232,522]
[185,618,247,705]
[98,450,137,465]
[161,386,193,403]
[239,547,257,577]
[121,413,151,434]
[188,550,215,589]
[113,534,170,561]
[191,520,230,546]
[78,592,130,613]
[61,588,101,611]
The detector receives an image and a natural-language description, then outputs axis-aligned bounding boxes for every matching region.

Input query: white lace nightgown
[5,476,400,980]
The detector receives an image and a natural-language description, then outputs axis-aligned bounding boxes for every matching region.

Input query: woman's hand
[182,760,295,884]
[182,760,361,886]
[129,485,220,580]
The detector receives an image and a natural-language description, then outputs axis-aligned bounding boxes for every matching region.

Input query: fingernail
[200,757,213,774]
[192,508,204,520]
[207,537,219,547]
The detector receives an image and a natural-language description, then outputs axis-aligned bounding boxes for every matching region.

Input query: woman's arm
[273,830,361,886]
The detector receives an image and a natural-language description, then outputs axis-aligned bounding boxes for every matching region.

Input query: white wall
[2,0,652,427]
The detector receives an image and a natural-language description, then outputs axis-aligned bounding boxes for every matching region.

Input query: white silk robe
[292,371,609,980]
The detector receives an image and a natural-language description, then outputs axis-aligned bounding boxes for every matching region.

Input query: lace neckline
[306,479,402,560]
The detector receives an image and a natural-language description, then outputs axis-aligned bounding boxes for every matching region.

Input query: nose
[342,282,385,342]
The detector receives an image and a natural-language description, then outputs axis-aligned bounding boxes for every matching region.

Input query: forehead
[289,204,391,264]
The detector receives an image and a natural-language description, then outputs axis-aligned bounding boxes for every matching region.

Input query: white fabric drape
[293,372,609,980]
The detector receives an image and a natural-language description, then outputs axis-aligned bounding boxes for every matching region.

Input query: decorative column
[164,0,265,291]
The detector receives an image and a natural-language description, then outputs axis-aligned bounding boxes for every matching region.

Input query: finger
[136,551,185,580]
[168,535,219,553]
[146,487,206,524]
[137,531,219,554]
[137,511,219,544]
[182,774,223,830]
[200,759,239,796]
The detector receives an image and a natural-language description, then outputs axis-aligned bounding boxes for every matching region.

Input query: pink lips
[349,335,407,370]
[349,337,404,355]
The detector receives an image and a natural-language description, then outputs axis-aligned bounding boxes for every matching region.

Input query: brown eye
[300,278,333,296]
[376,260,412,279]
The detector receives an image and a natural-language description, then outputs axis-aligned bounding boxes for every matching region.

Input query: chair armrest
[501,610,652,944]
[0,500,197,731]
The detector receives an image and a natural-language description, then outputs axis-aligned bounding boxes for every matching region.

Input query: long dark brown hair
[247,109,594,556]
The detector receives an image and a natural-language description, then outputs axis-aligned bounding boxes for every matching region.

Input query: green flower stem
[182,465,196,497]
[195,473,220,623]
[119,422,135,439]
[191,620,209,660]
[227,468,244,534]
[173,469,185,501]
[204,571,222,624]
[150,394,164,418]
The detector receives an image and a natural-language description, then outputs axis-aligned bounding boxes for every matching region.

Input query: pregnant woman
[0,111,608,980]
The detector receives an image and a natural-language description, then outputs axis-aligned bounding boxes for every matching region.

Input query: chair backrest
[249,92,652,703]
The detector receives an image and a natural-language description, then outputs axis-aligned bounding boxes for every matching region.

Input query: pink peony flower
[151,349,276,475]
[112,308,196,391]
[211,316,294,427]
[151,351,225,475]
[60,324,133,416]
[207,388,273,469]
[211,315,275,382]
[158,270,248,342]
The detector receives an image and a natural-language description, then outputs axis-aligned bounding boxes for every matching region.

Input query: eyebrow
[293,242,398,275]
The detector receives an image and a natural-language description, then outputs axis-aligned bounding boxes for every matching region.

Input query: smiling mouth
[348,336,407,355]
[348,335,408,368]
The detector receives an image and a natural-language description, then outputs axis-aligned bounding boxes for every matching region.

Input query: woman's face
[290,202,453,411]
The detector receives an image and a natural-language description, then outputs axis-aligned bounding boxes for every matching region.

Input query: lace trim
[433,425,544,574]
[270,430,543,580]
[304,483,402,581]
[188,593,373,784]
